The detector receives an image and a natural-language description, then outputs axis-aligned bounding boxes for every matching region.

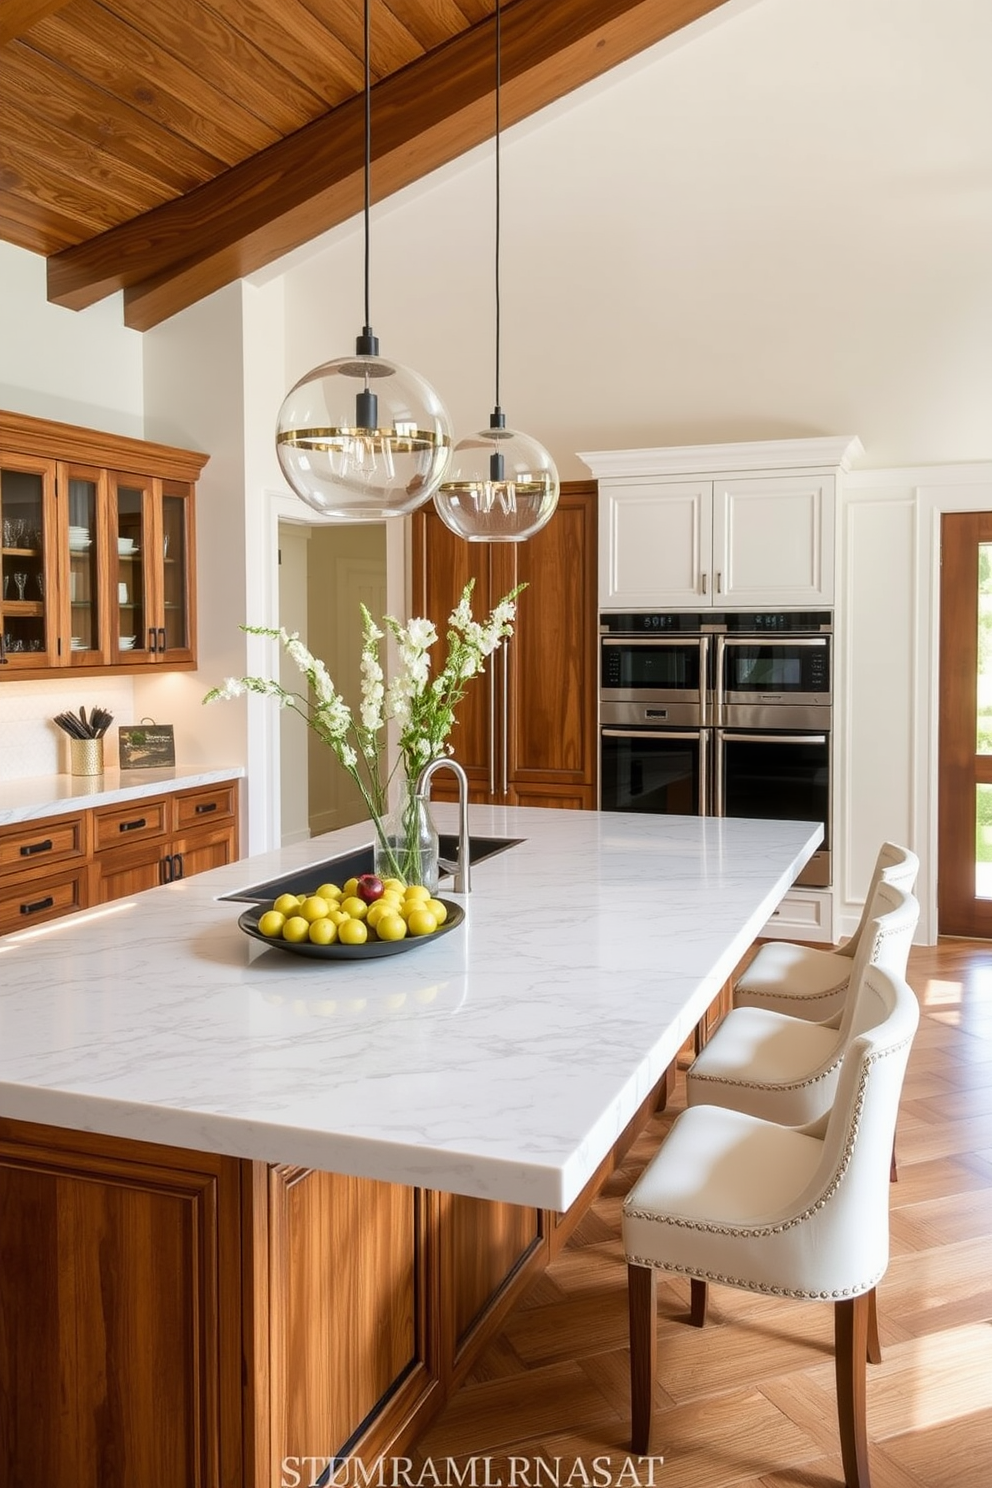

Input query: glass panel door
[1,459,51,665]
[113,478,150,657]
[161,487,188,652]
[600,728,703,814]
[68,473,101,658]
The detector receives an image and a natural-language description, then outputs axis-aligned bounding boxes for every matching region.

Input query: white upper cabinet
[582,437,862,611]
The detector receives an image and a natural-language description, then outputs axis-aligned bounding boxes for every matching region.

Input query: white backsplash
[0,678,136,780]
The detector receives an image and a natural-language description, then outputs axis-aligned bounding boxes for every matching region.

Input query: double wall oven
[600,611,832,887]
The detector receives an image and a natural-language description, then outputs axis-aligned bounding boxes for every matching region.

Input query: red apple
[355,873,385,903]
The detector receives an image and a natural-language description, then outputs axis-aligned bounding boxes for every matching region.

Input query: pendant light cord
[493,0,502,414]
[363,0,372,334]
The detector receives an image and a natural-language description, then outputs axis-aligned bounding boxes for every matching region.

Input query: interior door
[938,511,992,935]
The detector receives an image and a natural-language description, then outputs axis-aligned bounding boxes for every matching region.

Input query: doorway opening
[277,520,387,846]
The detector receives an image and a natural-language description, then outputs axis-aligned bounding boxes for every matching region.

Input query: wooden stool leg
[866,1286,882,1366]
[628,1262,658,1456]
[690,1276,708,1327]
[834,1291,872,1488]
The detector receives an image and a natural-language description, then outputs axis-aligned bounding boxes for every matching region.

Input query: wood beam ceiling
[45,0,730,331]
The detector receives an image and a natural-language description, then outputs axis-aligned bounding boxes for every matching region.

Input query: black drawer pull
[161,855,173,884]
[194,802,217,815]
[172,853,184,880]
[158,627,166,652]
[21,838,54,856]
[21,895,54,915]
[119,817,147,833]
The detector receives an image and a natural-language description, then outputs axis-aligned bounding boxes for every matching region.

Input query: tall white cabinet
[581,436,863,944]
[583,437,862,612]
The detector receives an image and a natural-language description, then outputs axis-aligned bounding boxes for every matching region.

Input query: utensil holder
[69,737,104,777]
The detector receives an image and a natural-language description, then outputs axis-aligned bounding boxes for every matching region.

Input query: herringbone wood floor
[412,940,992,1486]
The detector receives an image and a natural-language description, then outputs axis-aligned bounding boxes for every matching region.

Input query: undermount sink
[221,836,524,903]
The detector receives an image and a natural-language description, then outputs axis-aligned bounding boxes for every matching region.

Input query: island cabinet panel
[0,1119,244,1488]
[411,482,598,810]
[250,1165,439,1484]
[444,1194,545,1359]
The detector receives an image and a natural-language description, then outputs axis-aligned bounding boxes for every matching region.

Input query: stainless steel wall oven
[600,611,832,887]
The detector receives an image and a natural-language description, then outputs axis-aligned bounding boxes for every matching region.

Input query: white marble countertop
[0,765,245,826]
[0,804,821,1209]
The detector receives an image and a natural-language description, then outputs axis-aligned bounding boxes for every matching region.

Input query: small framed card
[118,723,176,770]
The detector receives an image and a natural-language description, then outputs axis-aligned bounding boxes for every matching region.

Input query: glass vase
[374,781,440,892]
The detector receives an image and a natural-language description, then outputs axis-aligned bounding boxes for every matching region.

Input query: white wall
[0,242,143,436]
[265,0,992,479]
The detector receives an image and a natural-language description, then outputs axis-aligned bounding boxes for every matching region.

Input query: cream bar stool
[622,963,920,1485]
[685,882,919,1128]
[734,842,919,1024]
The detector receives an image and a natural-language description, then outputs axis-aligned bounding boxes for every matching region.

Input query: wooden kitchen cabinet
[588,437,862,611]
[1,409,205,677]
[0,1118,245,1488]
[0,781,239,930]
[93,781,239,902]
[0,809,90,933]
[411,480,599,809]
[0,1056,669,1486]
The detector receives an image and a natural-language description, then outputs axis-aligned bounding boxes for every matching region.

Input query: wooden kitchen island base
[0,1074,672,1488]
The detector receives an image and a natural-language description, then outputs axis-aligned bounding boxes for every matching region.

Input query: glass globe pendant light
[433,0,559,543]
[275,0,452,521]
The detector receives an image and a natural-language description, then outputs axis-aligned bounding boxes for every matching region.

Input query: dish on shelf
[70,638,86,649]
[69,539,92,551]
[119,636,136,649]
[237,898,464,961]
[117,540,138,555]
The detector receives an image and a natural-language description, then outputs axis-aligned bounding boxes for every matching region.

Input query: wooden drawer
[0,865,88,935]
[0,814,87,878]
[93,796,169,852]
[173,783,237,832]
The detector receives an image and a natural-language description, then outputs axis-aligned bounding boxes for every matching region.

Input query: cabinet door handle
[119,817,147,832]
[21,838,54,856]
[148,627,157,652]
[501,643,509,798]
[161,854,173,884]
[488,662,496,796]
[194,801,217,815]
[21,895,54,916]
[158,627,166,652]
[715,571,722,594]
[701,572,708,595]
[172,853,184,880]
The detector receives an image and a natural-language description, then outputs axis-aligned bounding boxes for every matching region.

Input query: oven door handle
[601,637,703,647]
[601,729,704,741]
[721,733,827,745]
[719,636,829,647]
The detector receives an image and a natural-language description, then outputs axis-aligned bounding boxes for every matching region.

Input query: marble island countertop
[0,804,821,1209]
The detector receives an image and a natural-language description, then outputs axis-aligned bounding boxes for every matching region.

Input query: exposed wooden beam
[47,0,730,330]
[0,1,70,47]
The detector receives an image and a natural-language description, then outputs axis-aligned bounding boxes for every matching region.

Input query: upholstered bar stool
[685,882,919,1128]
[622,964,920,1486]
[734,842,919,1023]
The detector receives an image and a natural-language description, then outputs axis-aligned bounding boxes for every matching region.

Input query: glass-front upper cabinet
[1,408,205,679]
[109,473,195,665]
[0,453,57,670]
